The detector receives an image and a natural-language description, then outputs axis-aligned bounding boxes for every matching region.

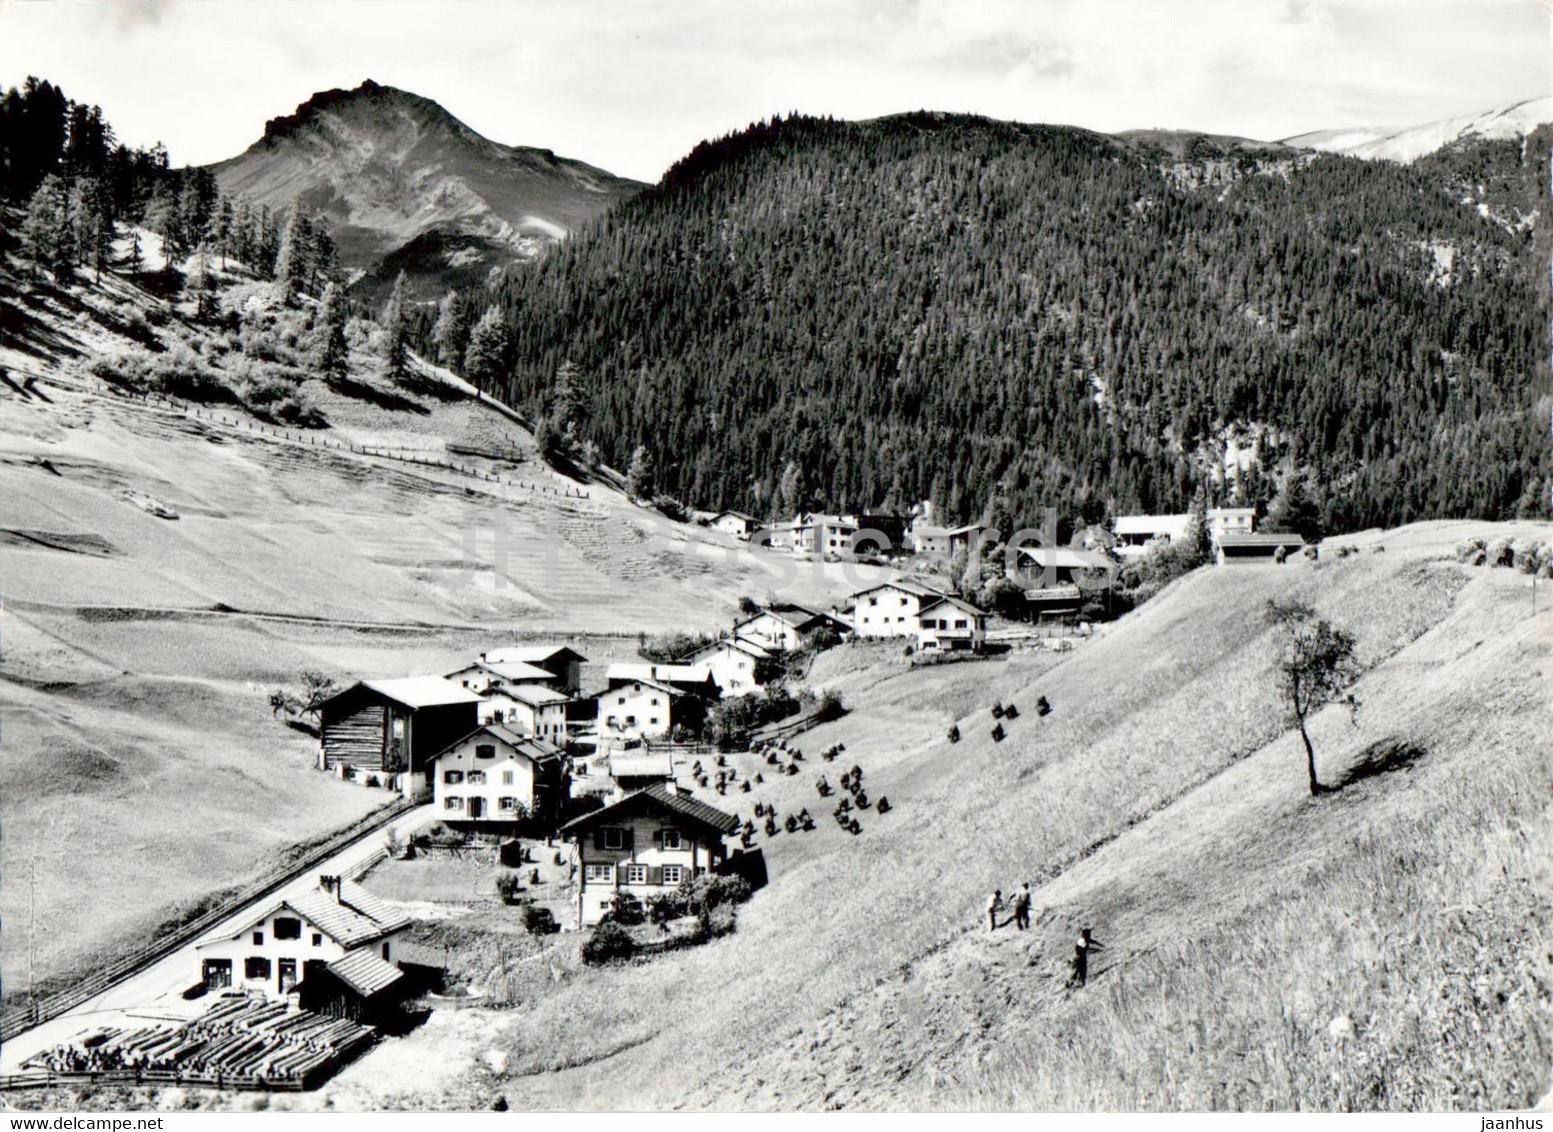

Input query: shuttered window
[625,864,648,884]
[662,864,683,886]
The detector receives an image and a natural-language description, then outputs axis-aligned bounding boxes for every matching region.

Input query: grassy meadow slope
[320,520,1550,1112]
[0,255,863,1009]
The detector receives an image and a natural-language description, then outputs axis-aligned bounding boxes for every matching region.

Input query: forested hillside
[481,113,1549,533]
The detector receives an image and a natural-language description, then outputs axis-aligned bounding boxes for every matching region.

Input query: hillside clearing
[305,521,1551,1112]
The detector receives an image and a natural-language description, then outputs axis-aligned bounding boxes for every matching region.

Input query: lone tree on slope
[1266,599,1361,795]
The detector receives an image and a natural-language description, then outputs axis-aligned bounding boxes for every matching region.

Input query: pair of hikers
[986,883,1033,932]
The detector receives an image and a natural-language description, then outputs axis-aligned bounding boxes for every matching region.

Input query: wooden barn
[317,677,481,798]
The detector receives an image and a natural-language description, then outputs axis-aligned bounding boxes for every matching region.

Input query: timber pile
[21,995,377,1089]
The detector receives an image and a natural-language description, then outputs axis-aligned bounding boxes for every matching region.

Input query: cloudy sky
[0,0,1546,181]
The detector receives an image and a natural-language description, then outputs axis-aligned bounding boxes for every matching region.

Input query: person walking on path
[1069,927,1103,987]
[987,890,1004,932]
[1013,883,1033,931]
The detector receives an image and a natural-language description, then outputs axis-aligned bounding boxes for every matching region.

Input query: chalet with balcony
[560,783,739,928]
[916,594,989,652]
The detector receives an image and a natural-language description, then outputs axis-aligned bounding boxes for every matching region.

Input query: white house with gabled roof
[194,877,409,1002]
[685,636,773,695]
[849,579,942,638]
[431,724,565,826]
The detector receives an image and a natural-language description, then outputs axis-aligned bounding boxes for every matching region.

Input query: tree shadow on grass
[326,372,429,415]
[1332,737,1427,791]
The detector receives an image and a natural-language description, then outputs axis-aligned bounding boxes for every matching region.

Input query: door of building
[202,959,232,990]
[278,958,297,993]
[469,796,485,819]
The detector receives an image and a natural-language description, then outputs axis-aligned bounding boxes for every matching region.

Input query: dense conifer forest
[479,113,1549,533]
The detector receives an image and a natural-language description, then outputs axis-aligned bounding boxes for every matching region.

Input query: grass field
[300,519,1552,1112]
[0,263,870,1013]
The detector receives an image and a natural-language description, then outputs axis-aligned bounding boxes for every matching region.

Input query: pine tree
[777,460,802,517]
[20,174,73,279]
[431,291,472,372]
[143,180,179,268]
[381,271,409,380]
[313,281,348,378]
[626,444,656,500]
[186,244,217,322]
[273,209,309,302]
[463,306,508,391]
[68,175,111,283]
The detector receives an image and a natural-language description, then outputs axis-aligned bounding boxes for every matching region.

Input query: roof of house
[325,949,404,998]
[600,673,683,698]
[560,781,739,837]
[288,881,411,946]
[1113,514,1191,536]
[435,725,564,765]
[608,752,674,779]
[356,677,482,710]
[501,683,571,707]
[481,645,588,667]
[713,509,759,523]
[919,594,989,618]
[1018,546,1118,570]
[1219,532,1307,548]
[692,635,771,660]
[850,578,944,601]
[197,879,410,950]
[448,659,559,685]
[606,662,714,686]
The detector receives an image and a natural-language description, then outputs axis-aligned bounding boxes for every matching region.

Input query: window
[252,931,264,945]
[382,942,391,961]
[626,715,637,725]
[625,864,648,884]
[617,696,626,705]
[475,744,496,759]
[869,596,879,606]
[662,864,683,886]
[312,933,323,947]
[444,770,464,785]
[661,828,682,850]
[502,770,515,785]
[444,797,464,811]
[467,771,487,785]
[245,956,271,980]
[603,828,625,849]
[273,917,301,941]
[584,863,613,883]
[650,717,659,726]
[955,619,968,629]
[499,797,518,811]
[651,697,660,706]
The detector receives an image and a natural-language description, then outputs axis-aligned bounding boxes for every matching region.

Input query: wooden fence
[0,1067,314,1093]
[0,800,412,1044]
[32,374,593,500]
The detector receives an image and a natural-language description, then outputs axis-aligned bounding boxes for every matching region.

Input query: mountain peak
[210,82,643,297]
[255,79,462,148]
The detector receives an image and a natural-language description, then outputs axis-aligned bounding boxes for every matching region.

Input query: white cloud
[0,0,1544,180]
